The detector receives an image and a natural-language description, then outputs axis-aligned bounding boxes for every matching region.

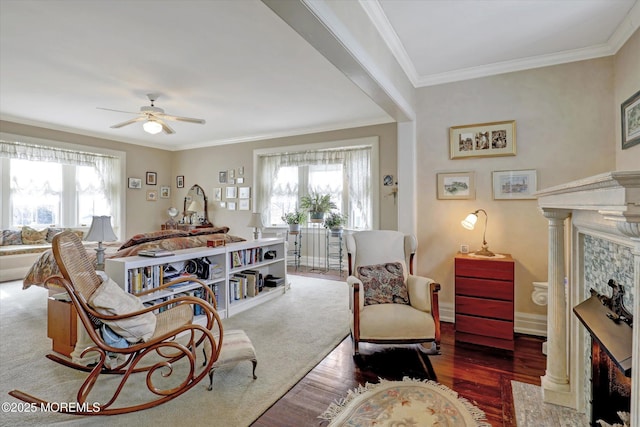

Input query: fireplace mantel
[537,171,640,235]
[536,170,640,426]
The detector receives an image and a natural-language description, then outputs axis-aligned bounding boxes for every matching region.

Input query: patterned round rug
[319,377,491,427]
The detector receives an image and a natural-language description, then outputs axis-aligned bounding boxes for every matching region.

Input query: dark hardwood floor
[253,269,547,427]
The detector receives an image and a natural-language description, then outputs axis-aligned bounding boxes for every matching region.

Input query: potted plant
[323,211,347,236]
[299,191,337,223]
[281,210,306,233]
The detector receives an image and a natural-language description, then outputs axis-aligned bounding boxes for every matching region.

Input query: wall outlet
[460,244,469,254]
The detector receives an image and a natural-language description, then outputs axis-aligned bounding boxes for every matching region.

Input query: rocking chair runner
[9,231,223,415]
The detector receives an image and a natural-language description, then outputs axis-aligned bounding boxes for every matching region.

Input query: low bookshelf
[104,237,287,321]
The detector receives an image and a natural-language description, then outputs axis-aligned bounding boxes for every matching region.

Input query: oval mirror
[184,184,211,226]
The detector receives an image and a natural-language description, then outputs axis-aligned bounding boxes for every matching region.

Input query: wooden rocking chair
[9,231,223,415]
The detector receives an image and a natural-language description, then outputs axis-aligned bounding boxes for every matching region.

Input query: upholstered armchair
[346,230,441,355]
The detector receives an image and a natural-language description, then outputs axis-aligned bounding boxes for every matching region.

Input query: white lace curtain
[256,146,371,229]
[0,140,121,226]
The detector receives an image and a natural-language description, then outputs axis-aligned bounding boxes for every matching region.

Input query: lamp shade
[247,213,265,229]
[85,216,118,242]
[461,213,478,230]
[187,200,202,213]
[460,209,494,257]
[143,120,163,135]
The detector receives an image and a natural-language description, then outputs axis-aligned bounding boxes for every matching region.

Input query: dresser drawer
[455,277,513,301]
[455,257,514,281]
[455,314,513,340]
[455,295,513,320]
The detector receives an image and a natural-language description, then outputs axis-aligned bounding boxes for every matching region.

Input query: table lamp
[85,215,118,269]
[247,213,265,240]
[461,209,495,257]
[187,200,202,224]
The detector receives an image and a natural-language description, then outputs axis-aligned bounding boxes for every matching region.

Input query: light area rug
[511,381,588,427]
[0,275,348,426]
[319,377,491,427]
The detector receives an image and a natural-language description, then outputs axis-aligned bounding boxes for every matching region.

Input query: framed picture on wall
[239,199,250,210]
[146,172,157,185]
[621,89,640,150]
[146,190,157,201]
[213,187,222,201]
[160,186,170,198]
[219,171,227,183]
[492,169,537,200]
[128,177,142,189]
[436,172,475,200]
[238,187,251,199]
[450,120,516,159]
[225,186,237,199]
[176,175,184,188]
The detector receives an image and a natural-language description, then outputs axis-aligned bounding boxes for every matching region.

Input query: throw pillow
[357,262,409,306]
[88,277,157,343]
[46,227,65,243]
[1,230,22,246]
[21,226,48,244]
[119,229,189,250]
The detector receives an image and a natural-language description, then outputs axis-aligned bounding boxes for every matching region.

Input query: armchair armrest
[346,275,364,313]
[407,274,434,312]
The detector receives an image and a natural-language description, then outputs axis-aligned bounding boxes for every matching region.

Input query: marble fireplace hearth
[536,171,639,426]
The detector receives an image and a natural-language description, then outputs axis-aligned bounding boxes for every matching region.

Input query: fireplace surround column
[540,208,573,406]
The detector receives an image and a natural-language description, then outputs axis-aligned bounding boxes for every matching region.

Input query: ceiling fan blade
[158,119,175,134]
[97,107,140,115]
[159,114,205,124]
[110,117,145,128]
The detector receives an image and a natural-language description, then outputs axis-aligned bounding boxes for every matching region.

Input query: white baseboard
[514,312,547,337]
[442,303,547,337]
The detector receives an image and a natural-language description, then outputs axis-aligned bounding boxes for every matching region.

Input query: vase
[330,227,343,237]
[310,212,324,223]
[288,224,301,233]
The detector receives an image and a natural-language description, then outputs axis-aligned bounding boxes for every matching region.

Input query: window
[1,138,124,236]
[255,137,378,229]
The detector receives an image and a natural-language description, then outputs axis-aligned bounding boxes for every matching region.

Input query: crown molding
[363,0,640,88]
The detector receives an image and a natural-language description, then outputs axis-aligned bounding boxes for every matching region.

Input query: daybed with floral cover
[22,227,245,289]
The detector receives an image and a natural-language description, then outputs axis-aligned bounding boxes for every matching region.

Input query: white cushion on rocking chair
[89,277,157,343]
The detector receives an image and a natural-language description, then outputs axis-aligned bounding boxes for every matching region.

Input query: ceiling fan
[97,94,205,135]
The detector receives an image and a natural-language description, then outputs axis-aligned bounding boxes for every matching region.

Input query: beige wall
[414,57,616,319]
[0,121,173,239]
[172,123,398,241]
[614,28,640,170]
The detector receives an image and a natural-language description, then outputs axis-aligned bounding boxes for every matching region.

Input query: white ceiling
[1,0,638,151]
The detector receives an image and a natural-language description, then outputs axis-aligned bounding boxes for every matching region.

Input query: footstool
[207,329,257,391]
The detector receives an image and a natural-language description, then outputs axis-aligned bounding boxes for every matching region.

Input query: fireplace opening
[591,339,631,425]
[574,281,633,426]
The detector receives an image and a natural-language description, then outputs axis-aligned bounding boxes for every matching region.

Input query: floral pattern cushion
[357,262,409,306]
[1,230,23,246]
[22,227,48,244]
[46,227,65,243]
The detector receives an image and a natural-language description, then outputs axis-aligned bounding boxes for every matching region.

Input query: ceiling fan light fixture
[143,120,163,135]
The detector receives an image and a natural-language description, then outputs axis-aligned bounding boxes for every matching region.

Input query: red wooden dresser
[454,253,515,351]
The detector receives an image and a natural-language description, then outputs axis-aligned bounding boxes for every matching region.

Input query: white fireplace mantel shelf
[536,170,640,237]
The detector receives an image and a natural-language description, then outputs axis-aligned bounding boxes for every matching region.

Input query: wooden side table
[454,253,515,351]
[47,296,77,357]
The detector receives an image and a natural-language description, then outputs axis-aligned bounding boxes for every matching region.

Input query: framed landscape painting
[450,120,516,159]
[621,89,640,149]
[492,169,537,200]
[436,172,475,200]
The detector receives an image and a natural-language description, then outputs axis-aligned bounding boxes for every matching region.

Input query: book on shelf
[138,248,174,257]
